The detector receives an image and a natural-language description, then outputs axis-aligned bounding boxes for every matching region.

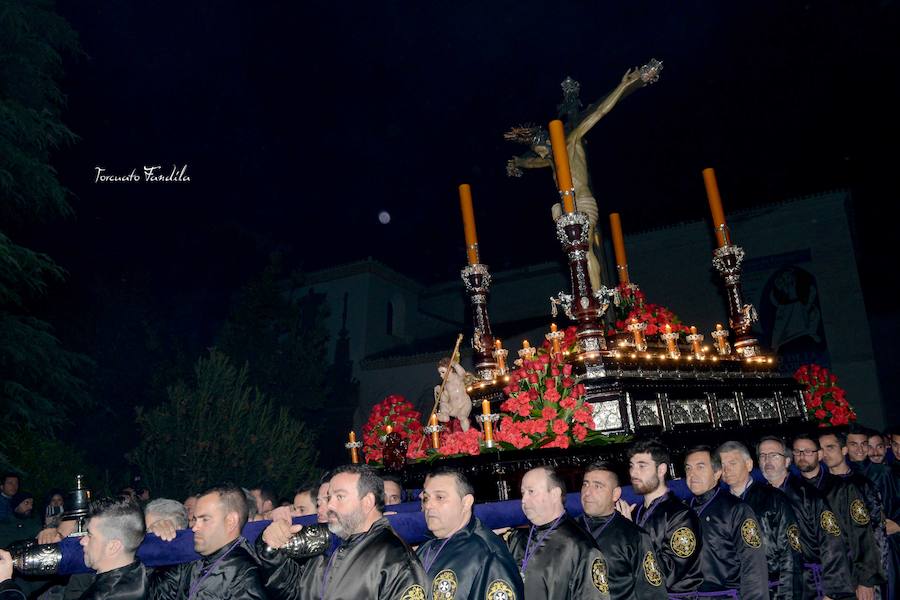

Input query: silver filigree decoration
[472,328,485,352]
[555,211,590,245]
[476,413,500,424]
[550,292,575,320]
[712,244,746,275]
[281,524,330,559]
[591,400,623,431]
[461,263,491,293]
[580,336,602,352]
[11,542,62,576]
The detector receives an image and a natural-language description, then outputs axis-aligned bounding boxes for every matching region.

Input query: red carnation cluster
[436,428,483,457]
[608,283,689,336]
[360,395,424,464]
[794,364,857,427]
[495,354,594,450]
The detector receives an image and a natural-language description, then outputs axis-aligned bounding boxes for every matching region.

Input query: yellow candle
[702,168,729,247]
[549,323,561,357]
[664,324,678,355]
[522,339,530,349]
[481,399,493,443]
[458,183,479,265]
[609,213,630,284]
[689,326,702,355]
[494,339,506,371]
[715,323,729,353]
[548,120,575,213]
[385,424,393,435]
[631,318,644,348]
[348,431,358,464]
[428,413,440,449]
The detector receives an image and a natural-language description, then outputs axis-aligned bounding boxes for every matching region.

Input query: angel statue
[433,356,473,431]
[505,59,662,291]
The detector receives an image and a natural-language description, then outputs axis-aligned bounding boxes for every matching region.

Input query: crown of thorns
[504,124,550,146]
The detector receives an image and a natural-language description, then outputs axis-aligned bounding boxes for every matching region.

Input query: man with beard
[615,439,702,595]
[258,464,426,600]
[417,467,522,600]
[150,483,266,599]
[869,433,887,465]
[683,445,768,599]
[506,466,609,599]
[578,461,666,599]
[847,426,898,521]
[757,436,855,600]
[717,441,801,599]
[814,432,888,599]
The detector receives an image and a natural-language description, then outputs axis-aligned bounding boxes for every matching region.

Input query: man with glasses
[717,440,801,599]
[757,435,854,599]
[794,434,884,599]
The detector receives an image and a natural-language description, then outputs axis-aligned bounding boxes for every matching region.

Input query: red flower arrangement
[607,283,689,336]
[361,395,424,464]
[540,325,578,355]
[794,364,857,427]
[436,428,483,457]
[494,353,597,450]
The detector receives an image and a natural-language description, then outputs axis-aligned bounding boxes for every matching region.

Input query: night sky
[21,1,900,440]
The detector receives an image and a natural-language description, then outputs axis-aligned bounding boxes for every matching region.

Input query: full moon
[378,211,391,224]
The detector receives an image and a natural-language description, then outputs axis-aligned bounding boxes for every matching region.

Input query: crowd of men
[0,423,897,599]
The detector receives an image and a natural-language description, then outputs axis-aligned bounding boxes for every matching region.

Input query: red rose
[563,364,573,376]
[814,409,827,420]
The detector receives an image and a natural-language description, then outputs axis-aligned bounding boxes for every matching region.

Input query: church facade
[295,190,883,429]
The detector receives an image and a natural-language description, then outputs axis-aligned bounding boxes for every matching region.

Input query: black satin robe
[150,537,267,600]
[79,561,149,600]
[777,474,854,600]
[256,517,426,600]
[506,514,610,600]
[630,491,702,593]
[808,470,885,588]
[415,515,522,600]
[579,512,667,600]
[741,480,802,599]
[690,488,768,600]
[0,581,27,600]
